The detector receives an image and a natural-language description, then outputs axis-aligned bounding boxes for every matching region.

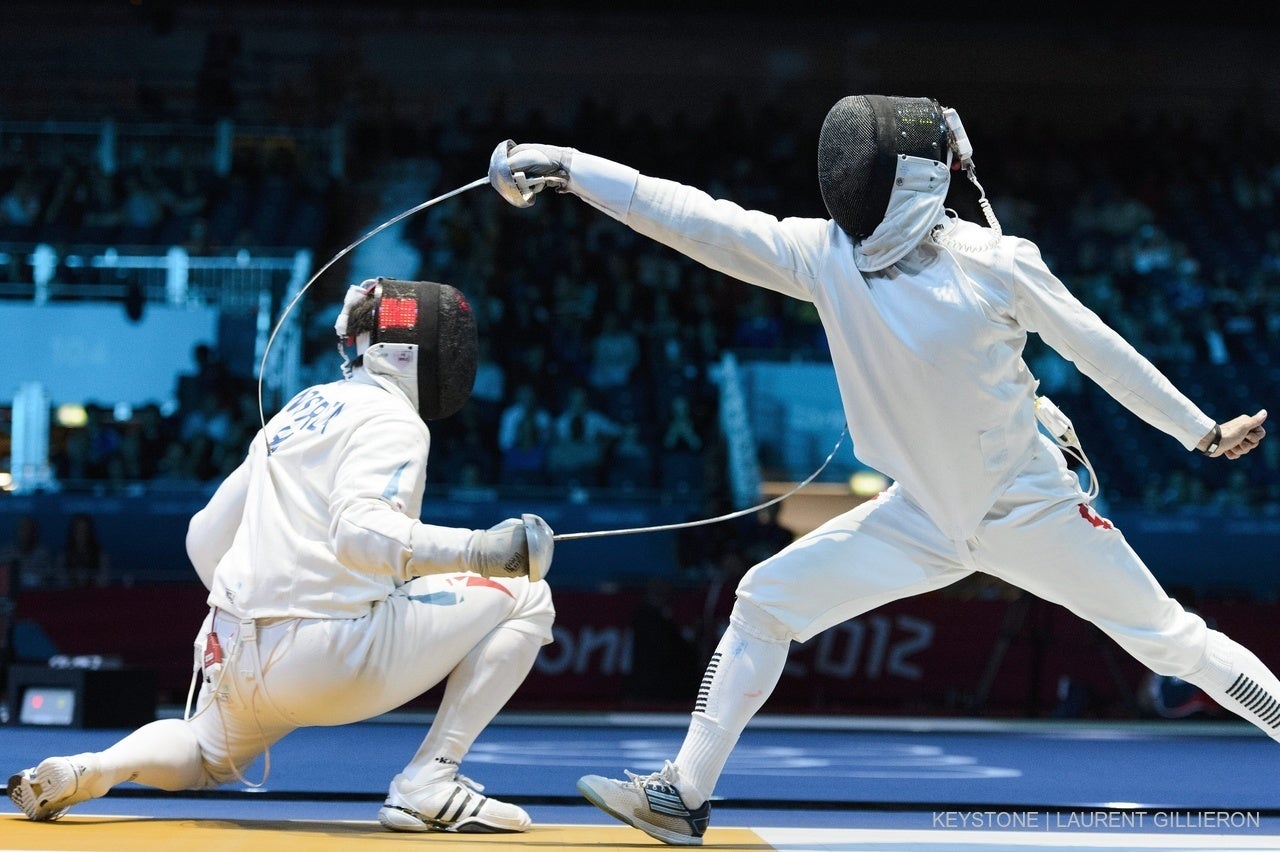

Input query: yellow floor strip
[1,814,771,851]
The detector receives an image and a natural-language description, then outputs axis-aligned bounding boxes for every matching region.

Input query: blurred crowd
[3,95,1280,515]
[0,133,333,272]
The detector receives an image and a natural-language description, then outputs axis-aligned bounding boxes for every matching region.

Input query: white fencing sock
[75,718,208,797]
[1184,630,1280,744]
[674,602,791,806]
[404,625,543,786]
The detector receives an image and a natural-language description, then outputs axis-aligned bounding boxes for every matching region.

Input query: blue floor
[6,713,1280,818]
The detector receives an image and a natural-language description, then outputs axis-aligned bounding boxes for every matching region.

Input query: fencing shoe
[377,771,530,833]
[577,760,710,846]
[8,756,95,821]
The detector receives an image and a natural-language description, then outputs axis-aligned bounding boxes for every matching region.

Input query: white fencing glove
[490,140,575,207]
[464,514,555,582]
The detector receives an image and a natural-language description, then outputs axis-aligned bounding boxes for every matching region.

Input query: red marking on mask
[1078,503,1113,530]
[379,297,418,330]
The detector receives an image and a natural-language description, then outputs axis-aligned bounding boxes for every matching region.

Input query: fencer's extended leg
[9,718,210,821]
[978,443,1280,745]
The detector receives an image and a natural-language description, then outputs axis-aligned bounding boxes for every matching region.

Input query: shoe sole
[8,772,37,820]
[8,770,68,822]
[377,804,525,834]
[576,778,703,846]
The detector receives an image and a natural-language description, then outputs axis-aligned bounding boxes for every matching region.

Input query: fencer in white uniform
[494,95,1272,845]
[9,278,556,835]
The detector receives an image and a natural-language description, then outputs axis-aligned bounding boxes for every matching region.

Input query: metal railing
[0,242,312,404]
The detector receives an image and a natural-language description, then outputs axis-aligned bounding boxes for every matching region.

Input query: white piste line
[753,826,1280,850]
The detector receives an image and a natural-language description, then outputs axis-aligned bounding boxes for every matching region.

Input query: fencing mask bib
[818,95,950,240]
[336,278,478,421]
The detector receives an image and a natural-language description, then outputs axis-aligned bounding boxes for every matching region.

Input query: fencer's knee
[509,577,555,643]
[729,598,793,645]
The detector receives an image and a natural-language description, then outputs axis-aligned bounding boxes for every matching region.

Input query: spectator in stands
[151,442,196,483]
[84,405,123,480]
[606,420,657,492]
[105,426,148,485]
[660,394,703,455]
[77,168,122,245]
[0,514,61,590]
[180,389,234,445]
[497,383,551,456]
[118,169,166,245]
[58,512,110,588]
[587,310,641,391]
[133,403,176,478]
[157,164,211,247]
[0,170,44,242]
[469,337,506,433]
[51,425,92,483]
[548,385,622,488]
[499,413,550,488]
[659,394,707,498]
[40,159,85,244]
[176,343,230,413]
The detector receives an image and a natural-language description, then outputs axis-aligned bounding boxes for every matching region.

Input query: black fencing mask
[340,278,478,421]
[818,95,950,239]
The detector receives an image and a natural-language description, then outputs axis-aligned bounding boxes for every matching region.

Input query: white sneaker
[577,761,710,846]
[8,757,94,821]
[377,772,530,834]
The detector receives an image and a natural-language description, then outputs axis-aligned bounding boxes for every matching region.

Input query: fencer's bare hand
[1201,409,1267,459]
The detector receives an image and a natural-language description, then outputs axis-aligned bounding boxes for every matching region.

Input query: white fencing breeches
[183,572,554,785]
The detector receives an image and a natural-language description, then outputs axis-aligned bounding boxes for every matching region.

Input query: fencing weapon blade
[552,426,850,542]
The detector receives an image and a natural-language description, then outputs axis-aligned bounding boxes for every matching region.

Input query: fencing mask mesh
[818,95,949,239]
[340,278,478,421]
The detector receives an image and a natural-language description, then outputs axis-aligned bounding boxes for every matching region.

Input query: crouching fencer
[493,95,1273,845]
[8,278,556,834]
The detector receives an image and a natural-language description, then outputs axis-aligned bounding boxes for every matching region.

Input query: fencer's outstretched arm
[503,143,828,302]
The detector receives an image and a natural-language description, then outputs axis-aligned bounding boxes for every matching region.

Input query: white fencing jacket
[564,152,1214,541]
[186,368,474,619]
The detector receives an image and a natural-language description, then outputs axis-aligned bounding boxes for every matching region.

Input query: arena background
[2,0,1279,728]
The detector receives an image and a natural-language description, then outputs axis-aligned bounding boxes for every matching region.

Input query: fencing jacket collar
[854,156,951,273]
[352,357,418,414]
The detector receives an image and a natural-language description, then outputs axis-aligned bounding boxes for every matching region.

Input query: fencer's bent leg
[674,599,791,806]
[672,489,972,805]
[403,580,555,784]
[259,574,553,727]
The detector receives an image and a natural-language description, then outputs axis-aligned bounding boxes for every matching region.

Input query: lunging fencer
[8,278,556,834]
[493,95,1272,845]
